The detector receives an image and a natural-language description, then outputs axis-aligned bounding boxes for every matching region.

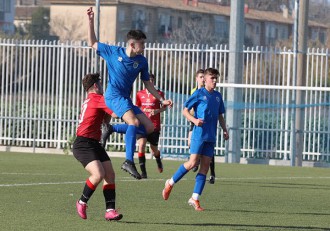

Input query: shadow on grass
[120,220,329,230]
[224,208,330,216]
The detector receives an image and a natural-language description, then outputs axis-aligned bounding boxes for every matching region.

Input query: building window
[118,9,125,22]
[214,16,228,38]
[0,0,11,13]
[319,31,325,43]
[311,29,319,41]
[5,0,11,12]
[255,25,260,34]
[158,13,172,38]
[178,17,182,29]
[132,9,148,32]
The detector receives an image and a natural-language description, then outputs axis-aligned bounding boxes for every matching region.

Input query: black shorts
[189,122,194,132]
[72,136,110,168]
[147,131,160,146]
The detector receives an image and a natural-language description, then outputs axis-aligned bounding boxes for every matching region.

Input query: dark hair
[127,30,147,41]
[195,69,204,76]
[204,68,219,76]
[82,73,100,92]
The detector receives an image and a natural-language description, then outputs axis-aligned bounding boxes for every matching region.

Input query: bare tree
[50,16,84,42]
[246,0,291,12]
[170,18,227,45]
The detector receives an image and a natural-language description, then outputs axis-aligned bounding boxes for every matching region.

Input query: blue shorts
[189,140,215,157]
[105,96,143,118]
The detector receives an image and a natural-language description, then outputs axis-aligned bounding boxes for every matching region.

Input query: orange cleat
[162,179,173,200]
[188,198,205,211]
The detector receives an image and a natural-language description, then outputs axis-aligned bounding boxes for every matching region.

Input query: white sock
[79,200,86,205]
[106,209,114,212]
[192,193,199,200]
[169,178,175,186]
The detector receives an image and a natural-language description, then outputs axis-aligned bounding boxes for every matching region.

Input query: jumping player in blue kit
[162,68,229,211]
[87,7,173,179]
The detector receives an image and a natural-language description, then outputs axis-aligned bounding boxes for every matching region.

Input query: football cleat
[141,172,148,179]
[121,160,142,179]
[105,209,123,221]
[188,198,204,211]
[209,175,215,184]
[76,201,87,219]
[100,124,114,148]
[192,165,199,172]
[162,179,173,200]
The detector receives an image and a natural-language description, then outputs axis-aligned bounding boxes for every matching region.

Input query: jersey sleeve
[218,92,226,114]
[184,90,198,111]
[139,58,150,81]
[97,43,115,59]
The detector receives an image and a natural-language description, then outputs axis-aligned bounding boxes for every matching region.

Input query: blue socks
[112,124,146,135]
[193,173,206,195]
[172,164,189,183]
[112,124,129,133]
[125,125,137,161]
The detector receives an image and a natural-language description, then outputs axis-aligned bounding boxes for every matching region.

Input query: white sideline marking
[220,176,330,180]
[1,172,65,176]
[0,181,84,187]
[1,176,330,187]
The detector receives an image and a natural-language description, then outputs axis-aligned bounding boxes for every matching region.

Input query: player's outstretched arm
[144,80,173,108]
[87,7,98,50]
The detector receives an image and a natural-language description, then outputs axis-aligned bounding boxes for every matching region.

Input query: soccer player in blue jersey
[87,7,172,180]
[162,68,229,211]
[189,69,216,184]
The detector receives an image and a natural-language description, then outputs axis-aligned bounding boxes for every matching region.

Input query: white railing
[0,39,329,162]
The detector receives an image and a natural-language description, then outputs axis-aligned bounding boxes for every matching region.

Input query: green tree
[28,7,56,40]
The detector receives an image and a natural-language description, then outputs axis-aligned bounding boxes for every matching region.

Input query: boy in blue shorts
[162,68,229,211]
[87,7,172,179]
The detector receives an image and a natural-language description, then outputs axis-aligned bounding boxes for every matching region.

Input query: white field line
[1,175,330,187]
[1,172,66,176]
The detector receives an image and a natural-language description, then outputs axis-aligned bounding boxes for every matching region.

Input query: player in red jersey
[135,73,167,178]
[72,73,123,221]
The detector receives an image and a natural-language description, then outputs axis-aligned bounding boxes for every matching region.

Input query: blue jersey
[184,88,225,142]
[97,43,150,99]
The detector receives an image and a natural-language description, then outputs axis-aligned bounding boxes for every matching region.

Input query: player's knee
[133,119,140,127]
[91,173,104,185]
[104,173,115,183]
[125,116,140,127]
[138,142,147,151]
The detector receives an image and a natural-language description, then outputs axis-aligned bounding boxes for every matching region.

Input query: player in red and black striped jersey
[135,73,168,178]
[73,73,123,221]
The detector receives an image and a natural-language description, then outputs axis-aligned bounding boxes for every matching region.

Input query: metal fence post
[57,43,65,149]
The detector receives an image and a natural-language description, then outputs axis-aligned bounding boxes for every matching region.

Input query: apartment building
[0,0,15,34]
[31,0,328,45]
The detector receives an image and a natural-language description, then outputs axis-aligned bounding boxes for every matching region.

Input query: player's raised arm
[87,7,98,50]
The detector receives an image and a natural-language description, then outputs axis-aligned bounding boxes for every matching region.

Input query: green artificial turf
[1,152,330,231]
